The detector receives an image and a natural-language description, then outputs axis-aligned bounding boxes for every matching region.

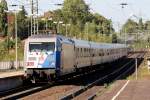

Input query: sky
[6,0,150,31]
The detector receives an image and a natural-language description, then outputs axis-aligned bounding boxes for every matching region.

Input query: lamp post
[9,5,22,69]
[41,17,53,33]
[14,11,18,69]
[129,14,141,80]
[129,14,141,42]
[62,24,71,36]
[58,21,63,34]
[41,18,47,31]
[25,15,30,37]
[85,22,89,41]
[53,21,63,34]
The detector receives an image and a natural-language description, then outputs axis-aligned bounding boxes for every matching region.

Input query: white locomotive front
[24,35,61,82]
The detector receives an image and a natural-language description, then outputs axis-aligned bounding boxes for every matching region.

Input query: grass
[0,41,24,61]
[131,41,150,49]
[127,54,150,80]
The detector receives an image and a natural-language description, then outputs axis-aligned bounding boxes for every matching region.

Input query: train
[24,34,129,82]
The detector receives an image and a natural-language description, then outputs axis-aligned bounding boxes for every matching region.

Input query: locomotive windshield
[29,42,55,52]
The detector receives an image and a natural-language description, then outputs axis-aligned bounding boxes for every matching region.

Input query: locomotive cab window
[29,42,55,52]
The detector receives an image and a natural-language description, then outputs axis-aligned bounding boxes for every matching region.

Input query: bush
[3,38,15,50]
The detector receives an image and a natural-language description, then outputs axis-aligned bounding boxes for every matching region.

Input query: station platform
[95,80,150,100]
[0,70,24,79]
[0,70,24,92]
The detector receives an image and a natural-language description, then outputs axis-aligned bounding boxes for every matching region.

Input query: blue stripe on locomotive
[40,52,55,68]
[39,51,61,69]
[55,51,61,70]
[55,38,61,74]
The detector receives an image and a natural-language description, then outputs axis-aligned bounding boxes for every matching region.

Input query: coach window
[101,52,103,56]
[84,48,86,57]
[94,49,96,56]
[80,48,81,57]
[111,49,112,55]
[99,49,101,56]
[83,48,84,57]
[90,48,92,56]
[99,50,101,56]
[88,48,89,57]
[95,49,96,56]
[87,48,88,57]
[97,49,99,56]
[88,48,90,57]
[99,49,100,56]
[78,48,80,57]
[86,48,88,57]
[75,47,77,54]
[92,49,94,56]
[79,48,81,57]
[76,48,79,57]
[106,50,109,55]
[96,49,98,56]
[82,48,84,57]
[77,48,78,57]
[89,48,91,55]
[77,48,79,58]
[81,48,82,57]
[77,48,80,57]
[91,49,94,56]
[102,52,104,56]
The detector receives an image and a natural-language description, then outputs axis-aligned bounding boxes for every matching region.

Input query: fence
[0,61,24,70]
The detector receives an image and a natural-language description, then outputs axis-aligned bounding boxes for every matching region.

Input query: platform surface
[0,70,24,79]
[95,80,150,100]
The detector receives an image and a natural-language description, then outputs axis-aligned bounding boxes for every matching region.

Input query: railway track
[0,61,119,99]
[60,53,145,100]
[0,51,145,100]
[70,51,145,100]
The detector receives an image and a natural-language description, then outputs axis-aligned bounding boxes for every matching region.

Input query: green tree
[8,13,15,38]
[138,18,144,31]
[84,21,97,35]
[70,22,81,37]
[0,0,8,36]
[112,33,117,43]
[45,0,114,40]
[145,21,150,30]
[17,6,28,39]
[62,0,89,24]
[122,19,138,33]
[93,13,113,35]
[53,9,63,22]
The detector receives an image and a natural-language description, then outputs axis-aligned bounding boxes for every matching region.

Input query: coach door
[61,43,75,74]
